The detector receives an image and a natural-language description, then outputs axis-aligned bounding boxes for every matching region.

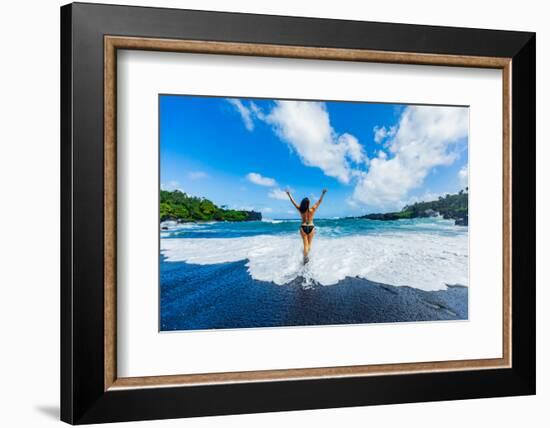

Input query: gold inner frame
[104,35,512,391]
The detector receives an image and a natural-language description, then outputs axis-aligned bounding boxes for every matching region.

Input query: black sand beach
[160,257,468,331]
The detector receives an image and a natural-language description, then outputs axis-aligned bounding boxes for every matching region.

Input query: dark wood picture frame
[61,2,536,424]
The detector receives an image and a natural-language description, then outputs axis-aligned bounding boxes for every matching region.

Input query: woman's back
[301,209,314,225]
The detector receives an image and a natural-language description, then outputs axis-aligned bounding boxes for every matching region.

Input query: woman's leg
[300,228,309,258]
[306,228,316,254]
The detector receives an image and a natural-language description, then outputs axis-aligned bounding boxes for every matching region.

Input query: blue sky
[160,95,468,219]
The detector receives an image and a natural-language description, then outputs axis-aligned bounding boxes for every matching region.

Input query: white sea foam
[161,232,468,291]
[261,218,283,224]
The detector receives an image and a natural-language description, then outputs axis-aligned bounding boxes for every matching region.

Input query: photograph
[159,95,470,331]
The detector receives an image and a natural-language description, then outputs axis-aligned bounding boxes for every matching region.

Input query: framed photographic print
[60,2,536,424]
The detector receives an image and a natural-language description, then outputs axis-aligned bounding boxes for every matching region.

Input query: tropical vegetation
[359,188,468,225]
[160,190,261,222]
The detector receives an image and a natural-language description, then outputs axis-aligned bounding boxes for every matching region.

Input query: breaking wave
[161,231,468,291]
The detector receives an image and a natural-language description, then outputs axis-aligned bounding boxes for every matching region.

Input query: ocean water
[161,217,468,291]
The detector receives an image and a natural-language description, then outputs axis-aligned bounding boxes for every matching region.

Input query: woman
[286,189,327,261]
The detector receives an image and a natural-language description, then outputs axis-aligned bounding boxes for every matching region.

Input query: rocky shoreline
[161,211,261,230]
[162,210,261,224]
[359,210,468,226]
[351,189,469,226]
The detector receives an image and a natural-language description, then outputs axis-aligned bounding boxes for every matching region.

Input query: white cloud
[232,100,466,212]
[232,100,367,184]
[263,101,365,184]
[268,188,288,200]
[338,133,366,164]
[263,207,273,213]
[405,190,450,206]
[227,99,254,131]
[188,171,207,180]
[226,201,255,211]
[249,101,265,120]
[458,165,468,188]
[353,105,468,210]
[161,180,183,192]
[246,172,277,187]
[373,125,397,144]
[245,171,288,202]
[346,197,359,208]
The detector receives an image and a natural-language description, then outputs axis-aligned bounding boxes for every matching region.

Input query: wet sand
[160,258,468,331]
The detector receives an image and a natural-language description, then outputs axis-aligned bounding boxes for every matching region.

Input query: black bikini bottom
[301,225,315,235]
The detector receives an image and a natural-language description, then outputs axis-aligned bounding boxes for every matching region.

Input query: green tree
[160,190,260,223]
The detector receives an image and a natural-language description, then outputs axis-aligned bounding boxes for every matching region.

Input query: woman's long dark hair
[299,198,310,213]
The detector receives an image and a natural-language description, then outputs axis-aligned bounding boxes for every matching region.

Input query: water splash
[161,229,468,291]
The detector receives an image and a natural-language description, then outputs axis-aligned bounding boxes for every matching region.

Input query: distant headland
[160,190,261,223]
[352,188,468,226]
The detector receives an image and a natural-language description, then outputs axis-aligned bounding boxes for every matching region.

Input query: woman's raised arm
[312,189,327,211]
[286,190,300,210]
